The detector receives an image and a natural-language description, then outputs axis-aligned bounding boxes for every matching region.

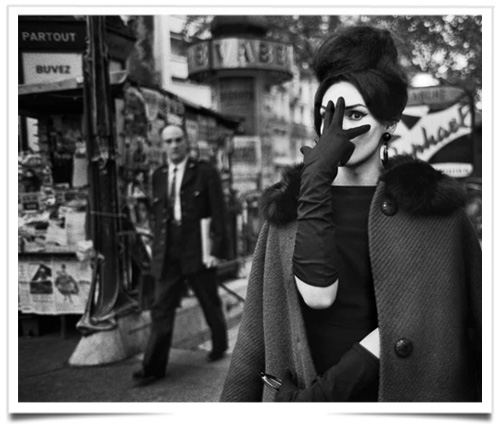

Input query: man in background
[132,124,228,387]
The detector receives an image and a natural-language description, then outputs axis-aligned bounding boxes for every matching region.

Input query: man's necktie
[168,166,177,219]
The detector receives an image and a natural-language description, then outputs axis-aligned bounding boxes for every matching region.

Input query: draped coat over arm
[220,156,482,402]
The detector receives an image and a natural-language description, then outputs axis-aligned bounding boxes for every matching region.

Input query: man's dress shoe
[132,369,165,387]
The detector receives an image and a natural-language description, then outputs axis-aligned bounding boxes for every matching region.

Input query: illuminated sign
[393,103,471,160]
[22,52,82,84]
[187,38,293,81]
[392,93,474,178]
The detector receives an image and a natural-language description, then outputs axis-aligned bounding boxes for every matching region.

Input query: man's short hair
[159,123,187,138]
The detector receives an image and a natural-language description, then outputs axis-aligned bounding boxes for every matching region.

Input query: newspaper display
[18,257,92,315]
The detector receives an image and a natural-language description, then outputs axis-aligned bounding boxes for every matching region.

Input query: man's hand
[203,255,220,268]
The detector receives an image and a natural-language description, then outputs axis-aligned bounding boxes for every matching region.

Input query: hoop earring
[381,133,391,167]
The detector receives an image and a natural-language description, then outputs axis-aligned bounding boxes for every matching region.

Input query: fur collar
[260,155,466,226]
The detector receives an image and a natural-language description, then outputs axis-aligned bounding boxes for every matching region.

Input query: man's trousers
[141,253,228,377]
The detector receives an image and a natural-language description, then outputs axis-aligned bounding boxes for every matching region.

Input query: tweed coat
[220,155,482,402]
[150,158,226,279]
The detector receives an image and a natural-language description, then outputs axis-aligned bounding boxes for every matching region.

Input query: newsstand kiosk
[18,71,242,364]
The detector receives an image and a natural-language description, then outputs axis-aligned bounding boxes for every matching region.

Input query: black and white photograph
[4,0,497,427]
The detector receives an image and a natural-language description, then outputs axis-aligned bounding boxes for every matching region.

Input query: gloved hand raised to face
[301,97,371,180]
[293,97,371,290]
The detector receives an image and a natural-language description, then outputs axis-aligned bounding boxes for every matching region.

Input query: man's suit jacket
[150,158,227,279]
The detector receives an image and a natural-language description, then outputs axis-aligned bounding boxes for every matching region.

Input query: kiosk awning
[18,70,128,116]
[18,70,242,129]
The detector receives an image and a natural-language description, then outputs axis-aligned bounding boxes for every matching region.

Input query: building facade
[154,15,317,194]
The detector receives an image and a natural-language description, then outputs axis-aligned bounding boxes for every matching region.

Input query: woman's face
[320,81,391,166]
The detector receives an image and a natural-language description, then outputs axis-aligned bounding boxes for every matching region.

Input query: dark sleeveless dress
[300,185,378,401]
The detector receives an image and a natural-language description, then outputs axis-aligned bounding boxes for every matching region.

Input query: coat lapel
[156,165,169,202]
[181,158,197,189]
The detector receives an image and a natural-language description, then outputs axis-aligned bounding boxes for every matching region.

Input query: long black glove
[274,344,379,402]
[293,97,371,286]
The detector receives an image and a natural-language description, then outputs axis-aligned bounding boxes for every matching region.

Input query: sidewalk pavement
[17,258,251,403]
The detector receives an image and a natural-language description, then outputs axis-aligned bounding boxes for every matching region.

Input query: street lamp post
[77,15,138,334]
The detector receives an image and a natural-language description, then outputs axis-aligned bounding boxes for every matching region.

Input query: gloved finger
[339,142,355,166]
[300,145,313,156]
[345,124,371,140]
[322,100,334,133]
[314,105,323,137]
[332,96,345,128]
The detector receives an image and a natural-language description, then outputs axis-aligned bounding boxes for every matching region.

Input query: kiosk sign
[188,38,293,81]
[19,20,87,51]
[22,52,83,84]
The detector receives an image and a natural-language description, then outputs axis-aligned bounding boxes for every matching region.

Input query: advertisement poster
[231,135,263,193]
[18,258,91,315]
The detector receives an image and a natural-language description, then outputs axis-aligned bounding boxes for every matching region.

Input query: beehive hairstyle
[313,26,408,136]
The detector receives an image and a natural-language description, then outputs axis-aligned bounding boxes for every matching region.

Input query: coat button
[381,199,398,216]
[394,338,413,358]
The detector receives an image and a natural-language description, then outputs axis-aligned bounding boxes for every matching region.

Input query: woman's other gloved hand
[274,370,328,402]
[274,370,300,402]
[274,341,380,402]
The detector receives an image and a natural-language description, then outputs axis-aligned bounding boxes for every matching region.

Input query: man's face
[161,125,188,164]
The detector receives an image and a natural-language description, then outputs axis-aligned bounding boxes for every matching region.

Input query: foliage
[362,15,482,97]
[182,14,482,99]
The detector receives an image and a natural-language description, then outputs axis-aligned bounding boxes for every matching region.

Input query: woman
[220,25,481,402]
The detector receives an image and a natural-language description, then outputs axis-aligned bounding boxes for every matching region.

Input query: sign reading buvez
[35,65,71,74]
[22,53,83,84]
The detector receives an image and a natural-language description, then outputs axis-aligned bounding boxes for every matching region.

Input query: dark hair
[313,26,408,136]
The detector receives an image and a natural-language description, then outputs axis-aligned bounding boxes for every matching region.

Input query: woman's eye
[347,110,366,121]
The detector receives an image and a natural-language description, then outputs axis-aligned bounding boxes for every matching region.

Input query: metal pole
[77,15,138,334]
